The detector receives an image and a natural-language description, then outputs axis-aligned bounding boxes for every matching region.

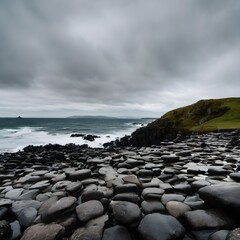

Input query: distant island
[67,115,118,119]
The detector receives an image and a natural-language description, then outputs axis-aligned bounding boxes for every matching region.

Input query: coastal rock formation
[0,130,240,239]
[130,98,240,146]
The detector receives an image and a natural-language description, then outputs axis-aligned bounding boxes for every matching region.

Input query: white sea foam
[0,125,138,153]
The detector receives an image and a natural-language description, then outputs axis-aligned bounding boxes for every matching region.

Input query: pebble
[0,131,239,239]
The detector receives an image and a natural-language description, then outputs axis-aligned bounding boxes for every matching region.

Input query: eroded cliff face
[129,98,240,147]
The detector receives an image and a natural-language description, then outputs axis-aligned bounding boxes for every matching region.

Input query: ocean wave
[0,126,134,153]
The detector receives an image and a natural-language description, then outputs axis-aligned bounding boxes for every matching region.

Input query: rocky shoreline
[0,130,240,240]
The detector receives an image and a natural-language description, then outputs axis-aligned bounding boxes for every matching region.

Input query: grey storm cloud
[0,0,240,117]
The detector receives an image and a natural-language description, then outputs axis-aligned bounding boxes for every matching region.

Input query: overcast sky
[0,0,239,118]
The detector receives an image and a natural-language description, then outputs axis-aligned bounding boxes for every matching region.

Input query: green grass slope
[131,98,240,146]
[161,98,240,132]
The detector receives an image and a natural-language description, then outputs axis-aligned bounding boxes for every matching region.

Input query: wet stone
[110,201,142,224]
[5,188,23,200]
[102,225,132,240]
[161,193,185,205]
[199,183,240,214]
[20,223,65,240]
[112,193,141,204]
[138,213,185,240]
[81,190,104,202]
[65,181,83,195]
[68,169,92,181]
[191,180,211,191]
[18,206,37,227]
[76,200,104,223]
[161,155,180,163]
[184,195,206,210]
[141,200,165,214]
[183,209,236,230]
[229,173,240,182]
[142,187,165,200]
[114,184,139,194]
[0,198,12,208]
[122,175,141,185]
[40,196,77,223]
[10,220,22,240]
[29,180,50,190]
[18,189,40,200]
[209,230,229,240]
[166,201,191,218]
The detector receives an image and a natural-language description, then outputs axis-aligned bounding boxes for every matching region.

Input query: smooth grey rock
[70,215,108,240]
[199,183,240,214]
[191,229,216,240]
[18,190,40,200]
[141,200,165,214]
[10,220,22,240]
[65,181,83,195]
[138,213,185,240]
[208,230,229,240]
[230,173,240,182]
[55,212,78,235]
[29,180,50,190]
[142,187,165,200]
[191,180,211,190]
[11,200,42,216]
[122,175,141,185]
[51,180,71,192]
[5,189,23,200]
[161,155,180,163]
[18,207,37,227]
[161,194,185,205]
[112,193,141,204]
[20,223,65,240]
[110,201,141,224]
[40,196,77,223]
[68,169,91,181]
[166,201,191,218]
[81,190,104,202]
[0,198,12,207]
[183,209,236,230]
[76,200,104,223]
[102,225,132,240]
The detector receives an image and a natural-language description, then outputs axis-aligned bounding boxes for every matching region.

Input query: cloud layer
[0,0,239,117]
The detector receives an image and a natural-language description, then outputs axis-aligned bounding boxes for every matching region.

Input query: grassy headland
[130,98,240,146]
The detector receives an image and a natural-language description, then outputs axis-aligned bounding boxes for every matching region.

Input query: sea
[0,118,154,153]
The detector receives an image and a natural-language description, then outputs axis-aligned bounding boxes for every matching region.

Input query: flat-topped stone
[199,183,240,214]
[183,209,236,230]
[40,196,77,223]
[68,169,91,181]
